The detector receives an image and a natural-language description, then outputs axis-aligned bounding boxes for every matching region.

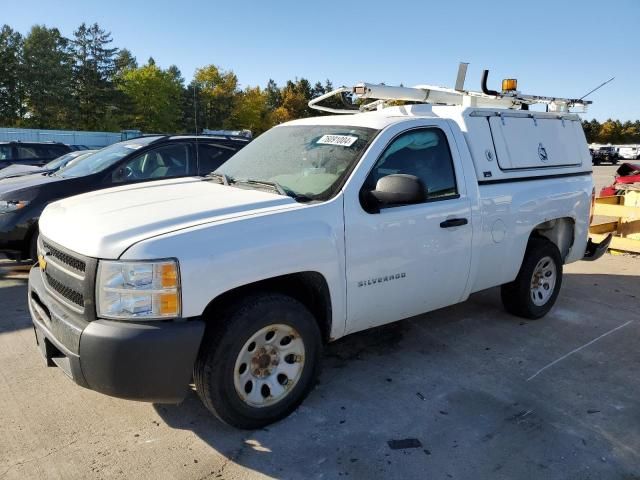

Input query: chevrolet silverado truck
[28,72,611,429]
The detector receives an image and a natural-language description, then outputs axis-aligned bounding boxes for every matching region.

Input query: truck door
[344,125,472,334]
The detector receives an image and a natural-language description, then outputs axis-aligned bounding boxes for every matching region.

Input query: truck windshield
[56,137,160,178]
[215,125,378,200]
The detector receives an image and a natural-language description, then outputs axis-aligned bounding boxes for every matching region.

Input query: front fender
[121,198,347,339]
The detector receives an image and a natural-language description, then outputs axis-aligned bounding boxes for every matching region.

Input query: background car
[618,145,640,160]
[0,141,72,170]
[592,145,619,165]
[0,134,249,261]
[0,150,97,180]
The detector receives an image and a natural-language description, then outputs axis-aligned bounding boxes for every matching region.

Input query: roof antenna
[579,77,615,101]
[193,83,199,167]
[193,84,199,135]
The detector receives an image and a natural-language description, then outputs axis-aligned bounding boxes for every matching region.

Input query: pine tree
[21,25,74,128]
[264,79,281,111]
[71,23,118,130]
[0,25,23,126]
[114,48,137,78]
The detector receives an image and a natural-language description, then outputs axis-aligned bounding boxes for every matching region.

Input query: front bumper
[28,266,205,403]
[583,234,613,261]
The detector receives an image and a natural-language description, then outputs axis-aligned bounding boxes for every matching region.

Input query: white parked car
[618,145,640,160]
[28,69,610,429]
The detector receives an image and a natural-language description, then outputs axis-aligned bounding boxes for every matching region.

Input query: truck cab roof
[287,103,591,184]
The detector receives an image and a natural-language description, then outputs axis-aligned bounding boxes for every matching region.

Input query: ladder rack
[309,65,592,115]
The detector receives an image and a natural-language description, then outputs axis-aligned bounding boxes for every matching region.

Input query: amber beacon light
[502,78,518,92]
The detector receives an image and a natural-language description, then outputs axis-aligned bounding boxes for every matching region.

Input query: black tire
[501,237,563,319]
[194,293,322,429]
[28,229,39,262]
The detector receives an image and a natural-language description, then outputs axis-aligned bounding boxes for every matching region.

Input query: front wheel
[28,228,39,262]
[194,294,322,429]
[501,237,563,319]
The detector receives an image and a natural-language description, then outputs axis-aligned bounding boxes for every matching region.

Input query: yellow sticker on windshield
[317,135,358,147]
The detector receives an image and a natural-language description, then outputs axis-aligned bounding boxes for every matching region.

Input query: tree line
[1,23,638,141]
[0,23,344,135]
[581,119,640,145]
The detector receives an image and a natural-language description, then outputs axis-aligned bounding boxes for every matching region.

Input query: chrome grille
[45,272,85,307]
[42,240,86,273]
[39,236,89,313]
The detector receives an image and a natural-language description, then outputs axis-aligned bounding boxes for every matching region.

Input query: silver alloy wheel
[233,324,305,408]
[530,256,557,306]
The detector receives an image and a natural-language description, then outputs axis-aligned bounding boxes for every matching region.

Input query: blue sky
[3,0,639,121]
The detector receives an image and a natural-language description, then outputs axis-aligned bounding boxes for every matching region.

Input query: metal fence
[0,128,141,148]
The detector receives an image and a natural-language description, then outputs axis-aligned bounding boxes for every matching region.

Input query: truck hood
[39,177,298,258]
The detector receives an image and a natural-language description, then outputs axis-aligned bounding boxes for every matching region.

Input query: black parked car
[0,134,249,261]
[0,141,72,170]
[591,146,619,165]
[0,149,98,180]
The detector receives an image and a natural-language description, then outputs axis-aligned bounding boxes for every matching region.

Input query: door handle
[440,218,468,228]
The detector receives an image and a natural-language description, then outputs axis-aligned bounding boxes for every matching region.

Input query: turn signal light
[159,292,179,316]
[160,263,178,288]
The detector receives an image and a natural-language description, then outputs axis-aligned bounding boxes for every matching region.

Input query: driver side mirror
[112,167,126,183]
[370,174,426,207]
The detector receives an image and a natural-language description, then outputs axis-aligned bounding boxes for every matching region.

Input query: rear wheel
[501,237,563,319]
[194,293,322,429]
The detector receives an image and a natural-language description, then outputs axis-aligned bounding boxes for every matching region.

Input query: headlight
[0,200,30,214]
[96,259,181,320]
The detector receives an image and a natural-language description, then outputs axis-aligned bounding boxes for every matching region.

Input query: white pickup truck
[28,71,610,429]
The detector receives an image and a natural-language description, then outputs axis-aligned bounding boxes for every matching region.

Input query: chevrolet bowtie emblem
[38,254,47,272]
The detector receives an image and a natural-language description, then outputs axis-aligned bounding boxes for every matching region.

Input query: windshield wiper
[235,179,286,195]
[235,179,312,202]
[206,172,233,185]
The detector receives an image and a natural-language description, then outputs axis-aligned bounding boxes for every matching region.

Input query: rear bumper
[28,266,205,403]
[583,234,613,261]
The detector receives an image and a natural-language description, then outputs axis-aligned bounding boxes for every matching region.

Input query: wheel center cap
[251,347,279,378]
[257,354,270,368]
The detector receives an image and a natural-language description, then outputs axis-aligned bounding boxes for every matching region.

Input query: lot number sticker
[317,135,358,147]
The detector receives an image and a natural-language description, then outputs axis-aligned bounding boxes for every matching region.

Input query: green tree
[193,64,238,129]
[111,48,138,127]
[280,82,309,119]
[620,120,640,143]
[71,22,118,130]
[226,86,269,133]
[118,60,184,133]
[265,79,281,111]
[180,81,199,134]
[598,119,621,144]
[21,25,73,128]
[582,119,599,143]
[114,48,137,78]
[0,25,23,126]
